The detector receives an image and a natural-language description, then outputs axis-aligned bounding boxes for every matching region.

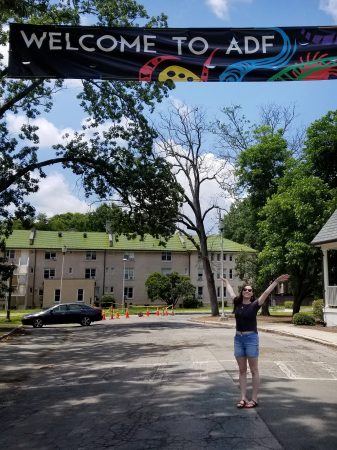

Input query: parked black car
[21,303,102,328]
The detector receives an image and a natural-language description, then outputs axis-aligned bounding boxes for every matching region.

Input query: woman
[223,274,289,409]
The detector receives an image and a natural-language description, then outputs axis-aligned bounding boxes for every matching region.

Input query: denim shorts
[234,332,259,358]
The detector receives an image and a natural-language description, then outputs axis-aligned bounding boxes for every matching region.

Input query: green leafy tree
[303,110,337,189]
[258,170,335,314]
[222,198,258,248]
[145,271,196,308]
[236,126,292,208]
[1,1,183,292]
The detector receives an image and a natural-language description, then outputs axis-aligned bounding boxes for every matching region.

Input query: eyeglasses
[243,288,252,292]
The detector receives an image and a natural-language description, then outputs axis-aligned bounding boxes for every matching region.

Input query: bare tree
[214,103,303,160]
[155,103,234,316]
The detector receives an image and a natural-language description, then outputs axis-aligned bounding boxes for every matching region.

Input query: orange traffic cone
[116,311,120,319]
[156,307,159,317]
[102,310,106,320]
[110,308,114,320]
[125,308,130,319]
[146,308,149,317]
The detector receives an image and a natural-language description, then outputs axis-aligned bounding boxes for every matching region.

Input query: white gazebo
[311,209,337,326]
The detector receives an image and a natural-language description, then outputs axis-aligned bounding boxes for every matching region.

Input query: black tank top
[234,300,261,333]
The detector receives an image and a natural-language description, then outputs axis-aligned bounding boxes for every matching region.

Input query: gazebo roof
[311,209,337,246]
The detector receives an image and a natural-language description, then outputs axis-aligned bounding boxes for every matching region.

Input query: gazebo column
[322,248,329,308]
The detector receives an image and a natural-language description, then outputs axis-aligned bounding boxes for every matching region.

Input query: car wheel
[32,318,43,328]
[80,316,91,326]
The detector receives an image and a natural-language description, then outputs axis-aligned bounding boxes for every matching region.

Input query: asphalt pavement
[1,315,337,449]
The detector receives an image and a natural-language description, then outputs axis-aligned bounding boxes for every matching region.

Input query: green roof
[5,230,256,253]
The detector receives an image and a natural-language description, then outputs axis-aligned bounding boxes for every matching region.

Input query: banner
[7,23,337,82]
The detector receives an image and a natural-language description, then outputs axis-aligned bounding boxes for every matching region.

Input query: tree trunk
[292,290,308,315]
[203,256,219,316]
[260,296,271,316]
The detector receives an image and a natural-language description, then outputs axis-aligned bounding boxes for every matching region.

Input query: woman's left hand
[276,274,290,283]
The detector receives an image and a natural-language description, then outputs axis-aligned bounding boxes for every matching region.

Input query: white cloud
[205,0,252,20]
[28,172,89,217]
[7,114,75,148]
[320,0,337,22]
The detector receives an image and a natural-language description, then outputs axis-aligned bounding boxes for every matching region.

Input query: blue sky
[5,0,337,223]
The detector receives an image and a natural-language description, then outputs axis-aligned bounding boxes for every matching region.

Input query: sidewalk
[190,315,337,348]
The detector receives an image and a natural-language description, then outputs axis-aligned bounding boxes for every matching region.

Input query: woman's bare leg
[248,357,260,403]
[236,356,248,401]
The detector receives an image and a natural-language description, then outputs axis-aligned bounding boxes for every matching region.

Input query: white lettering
[172,36,187,55]
[188,37,208,55]
[97,35,118,52]
[226,37,242,54]
[65,32,78,50]
[20,31,47,49]
[262,35,274,53]
[244,36,260,54]
[120,35,140,52]
[49,32,62,50]
[143,35,156,53]
[79,35,95,52]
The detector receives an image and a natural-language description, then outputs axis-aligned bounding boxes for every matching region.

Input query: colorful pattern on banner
[7,23,337,82]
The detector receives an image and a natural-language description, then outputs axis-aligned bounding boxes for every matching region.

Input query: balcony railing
[327,286,337,307]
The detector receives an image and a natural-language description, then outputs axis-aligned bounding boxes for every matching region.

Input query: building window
[124,267,135,280]
[229,269,233,279]
[69,267,73,274]
[45,251,57,260]
[85,268,96,279]
[161,267,172,275]
[217,253,220,261]
[123,252,135,261]
[217,286,227,297]
[161,251,172,261]
[197,272,203,281]
[229,254,233,262]
[6,250,15,259]
[223,253,227,261]
[44,268,56,279]
[54,289,60,302]
[86,251,96,260]
[124,287,133,299]
[77,289,84,302]
[210,253,214,261]
[110,287,114,293]
[197,286,203,299]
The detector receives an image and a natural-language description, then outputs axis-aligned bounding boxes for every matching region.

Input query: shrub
[100,293,116,308]
[284,301,293,309]
[292,312,315,326]
[312,299,324,321]
[182,296,199,308]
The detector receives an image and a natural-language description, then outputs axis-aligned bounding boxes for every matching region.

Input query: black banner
[7,23,337,82]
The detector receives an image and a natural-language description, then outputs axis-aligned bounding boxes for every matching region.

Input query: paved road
[0,315,337,449]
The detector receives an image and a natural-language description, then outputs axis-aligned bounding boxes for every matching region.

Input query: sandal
[245,400,258,408]
[236,400,247,408]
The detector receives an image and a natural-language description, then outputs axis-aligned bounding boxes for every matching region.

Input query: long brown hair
[232,285,256,312]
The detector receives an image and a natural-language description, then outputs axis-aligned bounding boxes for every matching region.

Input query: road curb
[189,317,337,349]
[0,325,23,341]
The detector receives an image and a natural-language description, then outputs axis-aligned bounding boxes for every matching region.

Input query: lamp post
[5,264,15,322]
[219,209,225,318]
[60,246,67,303]
[122,257,128,308]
